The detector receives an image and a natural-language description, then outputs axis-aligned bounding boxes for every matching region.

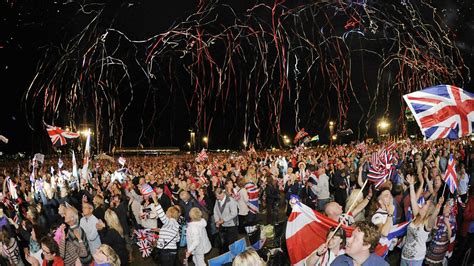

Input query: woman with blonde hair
[96,210,128,265]
[401,174,443,266]
[92,244,121,266]
[185,207,212,266]
[151,192,180,265]
[232,249,266,266]
[345,189,365,222]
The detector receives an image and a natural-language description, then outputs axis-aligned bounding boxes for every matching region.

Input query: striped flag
[375,221,410,257]
[367,143,397,188]
[46,125,79,145]
[196,149,208,162]
[82,133,90,180]
[403,85,474,141]
[294,128,309,144]
[140,184,153,197]
[443,154,458,194]
[72,151,78,179]
[285,197,353,265]
[245,181,259,214]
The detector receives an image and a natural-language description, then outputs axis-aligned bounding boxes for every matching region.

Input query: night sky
[1,0,473,154]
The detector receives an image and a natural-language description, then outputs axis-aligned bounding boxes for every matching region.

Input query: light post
[189,130,196,152]
[283,135,290,146]
[377,119,390,141]
[202,136,209,149]
[329,121,335,147]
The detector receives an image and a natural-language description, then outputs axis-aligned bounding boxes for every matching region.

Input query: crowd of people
[0,137,472,266]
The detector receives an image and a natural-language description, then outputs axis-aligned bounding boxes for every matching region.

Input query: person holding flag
[402,174,444,266]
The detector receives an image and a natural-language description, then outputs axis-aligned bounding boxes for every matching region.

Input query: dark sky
[1,0,473,154]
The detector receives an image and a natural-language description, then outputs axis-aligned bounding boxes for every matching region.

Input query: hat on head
[140,184,153,197]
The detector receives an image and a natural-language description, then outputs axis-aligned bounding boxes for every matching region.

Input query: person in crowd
[96,209,128,266]
[458,165,470,203]
[265,176,280,225]
[58,206,93,266]
[232,249,266,266]
[306,227,346,265]
[28,224,46,264]
[331,221,388,266]
[109,194,131,262]
[0,226,24,265]
[235,179,249,234]
[92,195,106,222]
[139,196,157,229]
[185,207,212,266]
[179,191,203,222]
[91,244,121,266]
[79,202,101,255]
[314,166,331,211]
[401,174,443,266]
[25,236,64,266]
[213,188,239,253]
[151,192,180,265]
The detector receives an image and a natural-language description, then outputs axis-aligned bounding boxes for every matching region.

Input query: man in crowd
[213,188,239,253]
[331,221,389,266]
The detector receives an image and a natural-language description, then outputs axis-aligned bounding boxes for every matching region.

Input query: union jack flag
[137,240,151,257]
[367,143,397,188]
[195,149,208,162]
[46,125,79,145]
[403,85,474,141]
[245,181,259,214]
[293,128,309,144]
[443,154,458,194]
[375,221,410,257]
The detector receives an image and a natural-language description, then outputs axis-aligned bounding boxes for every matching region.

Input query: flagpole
[327,178,369,243]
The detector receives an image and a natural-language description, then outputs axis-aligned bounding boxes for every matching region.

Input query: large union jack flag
[46,125,79,145]
[403,85,474,141]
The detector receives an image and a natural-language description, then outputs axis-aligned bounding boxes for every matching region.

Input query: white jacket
[186,219,212,255]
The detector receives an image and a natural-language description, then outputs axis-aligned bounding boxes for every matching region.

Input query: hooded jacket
[186,219,212,255]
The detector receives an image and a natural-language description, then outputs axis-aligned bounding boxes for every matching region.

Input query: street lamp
[202,136,208,149]
[332,135,337,141]
[377,119,390,140]
[242,140,247,148]
[329,121,335,147]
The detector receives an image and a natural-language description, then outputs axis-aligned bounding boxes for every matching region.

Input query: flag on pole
[294,128,309,144]
[285,197,353,265]
[118,156,126,166]
[196,149,208,162]
[403,85,474,141]
[375,221,410,257]
[46,125,80,145]
[367,143,397,188]
[72,151,78,179]
[310,135,319,142]
[82,133,90,180]
[443,154,458,194]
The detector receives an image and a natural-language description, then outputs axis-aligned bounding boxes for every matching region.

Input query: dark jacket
[98,227,128,266]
